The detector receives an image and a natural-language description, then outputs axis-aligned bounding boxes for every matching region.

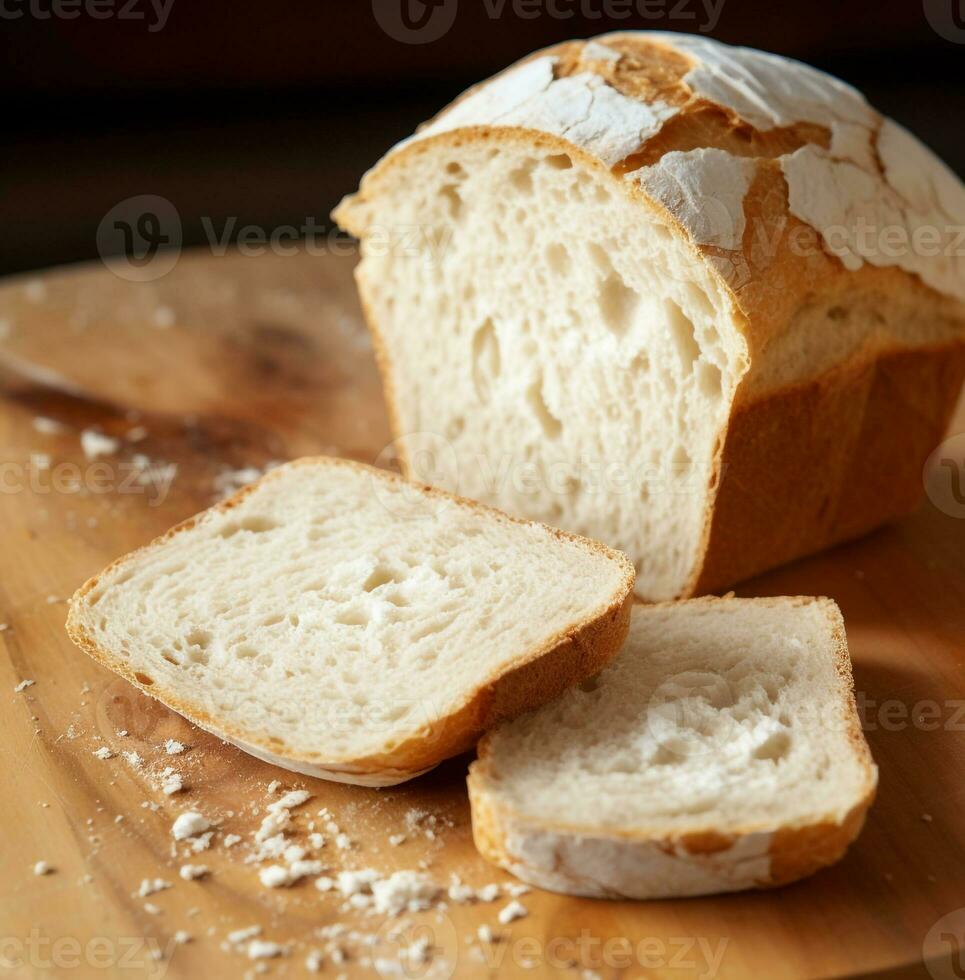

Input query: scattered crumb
[160,769,184,795]
[223,834,241,848]
[388,834,406,847]
[138,878,171,898]
[497,900,528,925]
[126,425,148,442]
[247,940,288,960]
[180,865,210,881]
[477,925,498,944]
[80,429,120,460]
[190,832,214,853]
[33,861,52,876]
[173,931,192,946]
[305,950,324,973]
[123,751,143,769]
[143,902,162,916]
[171,811,211,840]
[922,813,933,822]
[227,926,262,945]
[15,679,35,692]
[92,747,114,760]
[165,739,186,755]
[33,416,66,435]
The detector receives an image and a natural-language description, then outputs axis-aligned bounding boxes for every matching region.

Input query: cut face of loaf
[335,32,965,600]
[66,457,634,786]
[468,597,877,899]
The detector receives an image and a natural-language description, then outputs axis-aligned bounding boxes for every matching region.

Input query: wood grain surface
[1,249,963,980]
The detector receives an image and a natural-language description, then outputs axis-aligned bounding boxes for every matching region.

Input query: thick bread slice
[468,596,876,897]
[67,457,634,786]
[335,32,965,600]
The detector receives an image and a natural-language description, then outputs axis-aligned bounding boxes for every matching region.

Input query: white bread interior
[468,597,877,898]
[67,457,634,785]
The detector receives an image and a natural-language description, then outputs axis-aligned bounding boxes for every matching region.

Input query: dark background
[2,0,964,277]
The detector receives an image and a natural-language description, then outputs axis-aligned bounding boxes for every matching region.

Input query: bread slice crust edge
[66,456,635,786]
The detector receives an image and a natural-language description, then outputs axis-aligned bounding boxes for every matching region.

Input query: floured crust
[66,456,635,786]
[467,596,877,898]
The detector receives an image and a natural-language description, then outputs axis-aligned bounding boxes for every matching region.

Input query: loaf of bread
[335,32,965,600]
[468,596,877,898]
[67,457,634,785]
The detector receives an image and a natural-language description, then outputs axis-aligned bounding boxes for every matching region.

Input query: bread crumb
[305,950,324,972]
[171,811,211,840]
[33,861,52,876]
[497,900,527,925]
[190,831,214,852]
[247,940,288,960]
[173,931,192,945]
[161,772,184,796]
[165,739,186,755]
[14,679,35,693]
[143,903,162,915]
[138,878,171,897]
[223,834,241,848]
[80,430,120,460]
[259,866,291,889]
[179,864,210,881]
[388,834,406,847]
[33,416,66,435]
[227,926,262,945]
[922,813,933,822]
[123,751,143,769]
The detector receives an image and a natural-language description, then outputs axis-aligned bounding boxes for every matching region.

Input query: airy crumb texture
[469,596,877,898]
[67,457,634,784]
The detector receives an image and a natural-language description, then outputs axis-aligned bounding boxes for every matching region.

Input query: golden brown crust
[66,456,635,784]
[689,341,965,596]
[468,596,877,897]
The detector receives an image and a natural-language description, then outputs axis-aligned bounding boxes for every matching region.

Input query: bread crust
[66,456,635,786]
[689,342,965,595]
[335,34,965,600]
[467,596,877,898]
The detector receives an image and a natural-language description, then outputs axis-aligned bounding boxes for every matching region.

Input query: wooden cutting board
[1,249,963,980]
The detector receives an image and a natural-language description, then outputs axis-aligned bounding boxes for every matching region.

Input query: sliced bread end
[468,596,877,897]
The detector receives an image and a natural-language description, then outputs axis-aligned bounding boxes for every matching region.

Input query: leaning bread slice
[67,457,634,786]
[469,596,876,897]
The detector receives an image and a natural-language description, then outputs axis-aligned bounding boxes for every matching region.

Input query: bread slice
[468,596,876,897]
[335,32,965,600]
[67,457,634,786]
